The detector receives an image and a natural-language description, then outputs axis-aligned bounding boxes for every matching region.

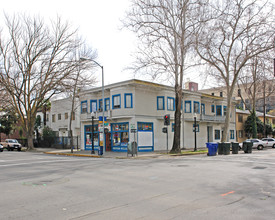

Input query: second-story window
[216,105,222,116]
[211,105,215,113]
[90,100,97,113]
[201,103,205,115]
[65,113,68,120]
[81,101,87,113]
[224,106,227,116]
[112,94,121,109]
[99,99,103,112]
[58,114,61,120]
[185,101,191,113]
[157,96,164,110]
[105,98,110,111]
[125,93,133,108]
[238,114,243,122]
[167,97,175,111]
[194,101,200,114]
[52,114,56,123]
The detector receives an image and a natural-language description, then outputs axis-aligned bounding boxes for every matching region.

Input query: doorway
[105,133,111,151]
[207,126,213,142]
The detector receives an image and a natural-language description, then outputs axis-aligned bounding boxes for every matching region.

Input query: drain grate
[253,166,267,169]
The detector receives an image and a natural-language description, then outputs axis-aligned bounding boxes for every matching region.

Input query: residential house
[236,109,275,143]
[199,79,275,113]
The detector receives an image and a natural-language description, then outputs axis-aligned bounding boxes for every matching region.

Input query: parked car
[0,144,3,152]
[262,138,275,148]
[239,139,268,150]
[0,139,22,151]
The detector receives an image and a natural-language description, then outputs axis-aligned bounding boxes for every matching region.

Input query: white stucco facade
[78,79,236,152]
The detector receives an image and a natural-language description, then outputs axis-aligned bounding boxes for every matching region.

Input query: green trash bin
[218,143,223,155]
[218,142,230,155]
[223,142,230,155]
[231,142,239,154]
[243,141,253,153]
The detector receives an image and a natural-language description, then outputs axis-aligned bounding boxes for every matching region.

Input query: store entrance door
[105,133,111,151]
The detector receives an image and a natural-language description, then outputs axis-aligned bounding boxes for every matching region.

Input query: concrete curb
[43,151,207,159]
[44,152,102,158]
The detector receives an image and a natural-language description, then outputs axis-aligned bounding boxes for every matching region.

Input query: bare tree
[123,0,202,153]
[0,14,95,150]
[195,0,275,142]
[237,52,275,137]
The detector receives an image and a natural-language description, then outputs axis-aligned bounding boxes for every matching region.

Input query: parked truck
[1,139,22,151]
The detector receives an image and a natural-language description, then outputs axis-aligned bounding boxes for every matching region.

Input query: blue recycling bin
[206,142,218,156]
[98,146,103,155]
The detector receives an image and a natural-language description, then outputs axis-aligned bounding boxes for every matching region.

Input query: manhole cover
[253,166,267,169]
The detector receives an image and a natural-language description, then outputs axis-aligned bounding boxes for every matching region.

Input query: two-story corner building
[78,79,236,152]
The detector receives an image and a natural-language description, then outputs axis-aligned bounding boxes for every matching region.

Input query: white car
[0,144,3,152]
[262,138,275,148]
[240,139,268,150]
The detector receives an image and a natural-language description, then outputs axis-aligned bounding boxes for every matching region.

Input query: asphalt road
[1,150,275,220]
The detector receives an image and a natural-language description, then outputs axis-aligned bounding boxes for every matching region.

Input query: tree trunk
[251,110,257,138]
[170,86,182,153]
[27,132,35,151]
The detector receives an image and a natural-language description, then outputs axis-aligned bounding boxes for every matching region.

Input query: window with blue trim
[201,103,205,115]
[215,129,220,140]
[224,106,227,116]
[216,105,222,116]
[157,96,165,110]
[167,97,175,111]
[81,101,87,113]
[90,100,97,113]
[230,130,234,139]
[194,101,200,114]
[138,122,153,131]
[105,98,110,111]
[211,105,215,113]
[185,101,191,113]
[99,99,103,112]
[112,94,121,109]
[124,93,133,108]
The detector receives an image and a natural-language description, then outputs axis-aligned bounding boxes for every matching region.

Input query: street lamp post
[80,58,105,155]
[91,112,95,154]
[194,113,197,152]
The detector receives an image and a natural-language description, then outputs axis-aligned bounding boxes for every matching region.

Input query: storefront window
[138,122,153,131]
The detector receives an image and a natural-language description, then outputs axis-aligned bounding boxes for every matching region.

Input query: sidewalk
[39,148,207,159]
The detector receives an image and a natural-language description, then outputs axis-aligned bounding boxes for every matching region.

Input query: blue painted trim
[167,97,175,111]
[112,94,121,109]
[90,100,97,113]
[214,129,220,140]
[185,101,192,113]
[230,130,234,139]
[216,105,222,116]
[110,122,129,151]
[104,98,110,111]
[98,99,103,111]
[137,122,154,152]
[81,100,87,113]
[201,103,205,115]
[193,101,200,114]
[223,106,227,116]
[157,96,165,110]
[84,125,99,150]
[124,93,133,108]
[211,104,215,113]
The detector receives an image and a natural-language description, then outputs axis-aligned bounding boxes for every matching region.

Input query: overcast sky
[1,0,202,87]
